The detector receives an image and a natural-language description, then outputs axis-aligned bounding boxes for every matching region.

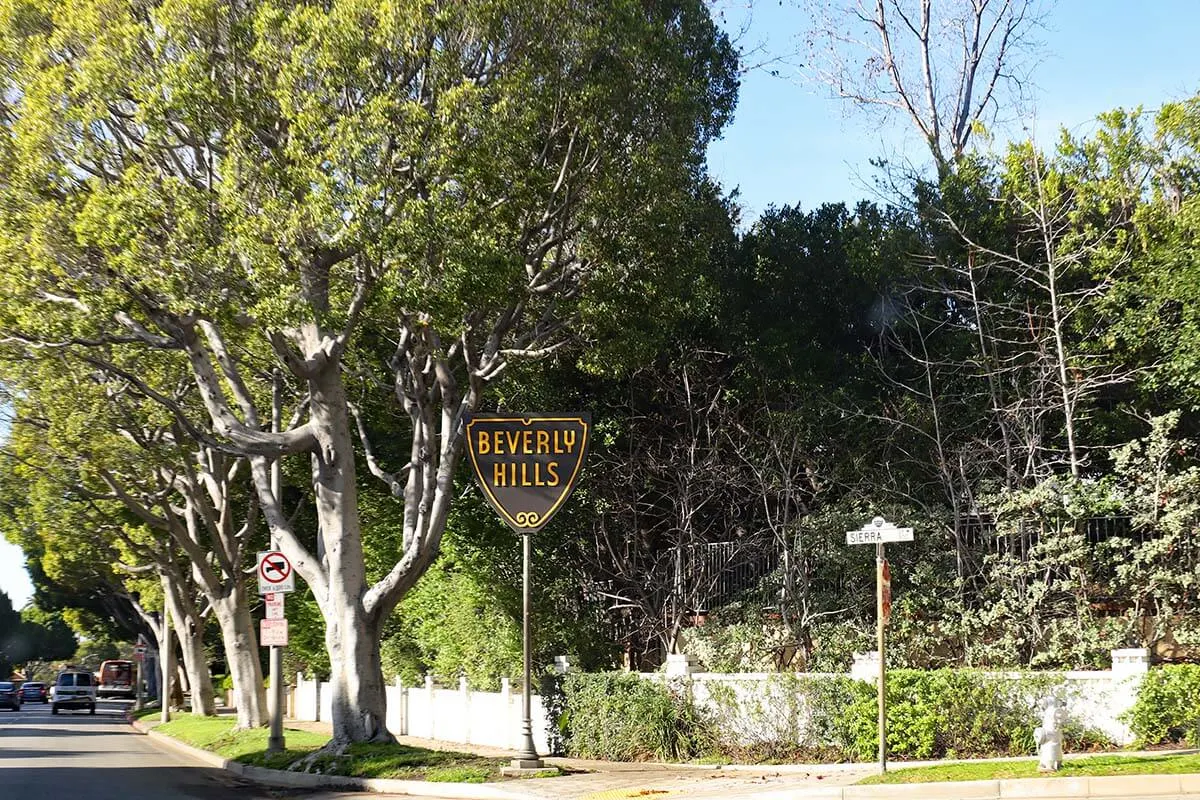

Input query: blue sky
[708,0,1200,219]
[2,0,1199,611]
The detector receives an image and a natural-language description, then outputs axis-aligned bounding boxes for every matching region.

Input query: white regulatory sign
[260,618,289,647]
[257,550,295,594]
[264,592,285,620]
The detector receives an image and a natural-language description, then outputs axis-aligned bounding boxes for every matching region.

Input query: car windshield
[24,683,42,688]
[57,673,93,687]
[0,683,11,690]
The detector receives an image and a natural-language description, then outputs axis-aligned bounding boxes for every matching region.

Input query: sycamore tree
[0,0,737,743]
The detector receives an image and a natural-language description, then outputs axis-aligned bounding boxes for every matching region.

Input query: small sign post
[465,412,591,772]
[257,550,294,753]
[846,516,914,775]
[133,637,148,711]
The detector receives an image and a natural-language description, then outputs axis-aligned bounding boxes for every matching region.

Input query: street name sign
[257,550,295,594]
[843,515,914,777]
[260,618,288,647]
[846,520,914,545]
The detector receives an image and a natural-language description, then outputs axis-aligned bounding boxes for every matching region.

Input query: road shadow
[0,763,274,800]
[0,725,121,737]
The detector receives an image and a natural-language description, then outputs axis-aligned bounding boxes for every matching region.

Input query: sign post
[258,551,294,753]
[133,638,147,711]
[846,516,913,775]
[465,412,591,772]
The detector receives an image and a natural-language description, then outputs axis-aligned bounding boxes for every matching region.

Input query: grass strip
[859,752,1200,785]
[154,716,524,780]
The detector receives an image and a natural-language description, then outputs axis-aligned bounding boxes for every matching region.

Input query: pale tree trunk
[310,358,390,744]
[163,573,215,715]
[211,594,267,729]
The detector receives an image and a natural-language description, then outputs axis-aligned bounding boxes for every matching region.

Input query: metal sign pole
[515,530,542,767]
[268,645,284,751]
[877,541,887,775]
[462,412,592,774]
[135,656,144,712]
[160,589,172,724]
[267,430,286,754]
[846,516,912,777]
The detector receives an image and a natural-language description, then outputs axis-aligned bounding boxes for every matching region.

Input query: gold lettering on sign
[489,461,567,487]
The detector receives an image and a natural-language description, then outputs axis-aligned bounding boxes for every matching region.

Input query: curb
[128,717,543,799]
[795,773,1200,799]
[125,717,1200,800]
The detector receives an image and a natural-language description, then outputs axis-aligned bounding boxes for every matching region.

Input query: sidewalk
[285,719,867,799]
[133,714,1200,800]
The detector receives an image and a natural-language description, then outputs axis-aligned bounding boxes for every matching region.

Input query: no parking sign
[257,550,295,594]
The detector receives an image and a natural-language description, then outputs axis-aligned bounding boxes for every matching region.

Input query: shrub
[1126,665,1200,747]
[708,669,1107,762]
[557,672,712,761]
[551,669,1113,763]
[848,670,1048,760]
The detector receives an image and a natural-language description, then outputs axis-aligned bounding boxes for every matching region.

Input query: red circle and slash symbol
[259,551,292,584]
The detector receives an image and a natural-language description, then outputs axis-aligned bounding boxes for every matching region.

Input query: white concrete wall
[288,649,1147,752]
[663,652,1146,747]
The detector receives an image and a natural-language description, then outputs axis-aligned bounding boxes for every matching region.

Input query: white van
[51,669,97,715]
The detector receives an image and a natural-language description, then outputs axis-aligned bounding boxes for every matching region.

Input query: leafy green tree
[9,607,77,678]
[0,0,737,743]
[0,591,19,679]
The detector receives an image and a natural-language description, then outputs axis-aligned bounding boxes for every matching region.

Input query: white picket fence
[291,673,551,753]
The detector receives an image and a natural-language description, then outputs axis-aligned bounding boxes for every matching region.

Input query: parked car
[50,670,96,715]
[20,682,48,703]
[0,682,20,711]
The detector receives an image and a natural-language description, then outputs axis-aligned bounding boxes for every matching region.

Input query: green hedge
[1126,665,1200,747]
[554,670,1112,763]
[554,672,712,761]
[848,670,1046,760]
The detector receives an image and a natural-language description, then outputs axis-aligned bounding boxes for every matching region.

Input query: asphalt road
[0,698,465,800]
[0,697,282,799]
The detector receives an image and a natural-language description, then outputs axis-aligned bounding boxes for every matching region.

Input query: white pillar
[425,674,435,739]
[394,675,406,736]
[1111,648,1151,679]
[501,677,513,749]
[460,676,470,744]
[665,653,700,677]
[850,651,881,683]
[295,673,305,720]
[553,655,579,675]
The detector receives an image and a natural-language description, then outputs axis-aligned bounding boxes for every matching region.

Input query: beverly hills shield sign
[465,413,591,533]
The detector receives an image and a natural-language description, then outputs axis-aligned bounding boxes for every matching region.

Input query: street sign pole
[515,530,540,767]
[876,541,887,776]
[846,517,913,776]
[161,583,172,724]
[463,412,591,773]
[267,409,286,754]
[268,642,284,752]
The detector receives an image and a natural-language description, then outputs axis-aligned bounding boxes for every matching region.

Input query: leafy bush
[557,672,712,761]
[846,670,1060,760]
[1126,665,1200,747]
[552,669,1112,763]
[705,670,1059,761]
[702,673,863,761]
